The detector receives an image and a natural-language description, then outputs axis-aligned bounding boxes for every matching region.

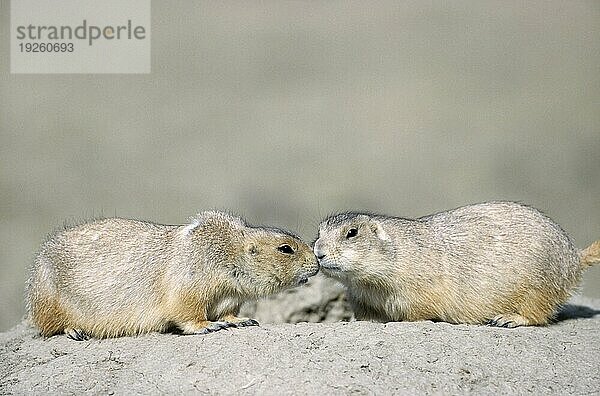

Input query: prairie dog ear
[369,220,390,242]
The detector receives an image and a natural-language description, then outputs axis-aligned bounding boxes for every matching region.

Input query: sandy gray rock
[1,297,598,395]
[240,275,353,324]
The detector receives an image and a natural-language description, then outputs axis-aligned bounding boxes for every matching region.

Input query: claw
[488,314,527,328]
[193,321,229,334]
[226,318,259,328]
[238,319,259,327]
[217,317,260,329]
[66,328,89,341]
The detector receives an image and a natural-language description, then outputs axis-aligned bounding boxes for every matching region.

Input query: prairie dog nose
[313,240,325,260]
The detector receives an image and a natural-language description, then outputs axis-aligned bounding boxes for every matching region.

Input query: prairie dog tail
[580,240,600,268]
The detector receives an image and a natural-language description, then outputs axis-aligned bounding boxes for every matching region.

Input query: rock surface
[1,295,598,395]
[240,275,353,324]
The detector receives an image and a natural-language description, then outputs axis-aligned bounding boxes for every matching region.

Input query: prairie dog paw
[233,318,259,327]
[180,321,229,335]
[221,316,260,328]
[487,314,530,328]
[65,328,90,341]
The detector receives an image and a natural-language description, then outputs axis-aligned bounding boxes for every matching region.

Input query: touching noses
[313,239,326,260]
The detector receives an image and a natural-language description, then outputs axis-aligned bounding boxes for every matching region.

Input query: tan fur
[314,202,595,328]
[580,240,600,268]
[27,211,318,339]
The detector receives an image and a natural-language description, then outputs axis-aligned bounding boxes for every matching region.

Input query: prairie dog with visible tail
[27,211,319,339]
[314,201,600,327]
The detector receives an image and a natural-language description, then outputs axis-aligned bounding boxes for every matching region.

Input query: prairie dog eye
[277,244,295,254]
[346,228,358,239]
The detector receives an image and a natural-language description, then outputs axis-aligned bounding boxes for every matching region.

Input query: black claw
[212,322,227,331]
[198,327,217,334]
[198,321,230,334]
[235,319,259,327]
[67,329,89,341]
[501,321,515,328]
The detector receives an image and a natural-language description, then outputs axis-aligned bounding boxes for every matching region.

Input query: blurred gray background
[1,1,599,332]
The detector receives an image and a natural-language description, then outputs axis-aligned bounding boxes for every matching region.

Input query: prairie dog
[313,202,600,327]
[27,211,319,339]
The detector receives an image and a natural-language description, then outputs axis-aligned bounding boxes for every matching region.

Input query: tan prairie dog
[313,201,600,328]
[27,211,319,340]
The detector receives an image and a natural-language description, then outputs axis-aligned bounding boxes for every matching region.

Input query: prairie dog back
[28,219,177,337]
[314,201,599,327]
